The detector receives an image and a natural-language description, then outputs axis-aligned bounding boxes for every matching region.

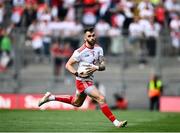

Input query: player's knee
[72,102,83,107]
[74,103,83,107]
[98,96,105,104]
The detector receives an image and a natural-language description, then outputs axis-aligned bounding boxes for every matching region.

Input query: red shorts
[75,80,94,93]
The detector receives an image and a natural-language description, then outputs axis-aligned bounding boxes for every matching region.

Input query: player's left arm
[97,55,106,71]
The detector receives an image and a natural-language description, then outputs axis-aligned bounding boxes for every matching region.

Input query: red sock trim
[55,95,73,104]
[100,103,116,122]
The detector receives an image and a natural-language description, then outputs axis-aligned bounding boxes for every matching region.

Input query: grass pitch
[0,109,180,132]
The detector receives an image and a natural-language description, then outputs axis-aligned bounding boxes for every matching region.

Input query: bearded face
[85,31,96,46]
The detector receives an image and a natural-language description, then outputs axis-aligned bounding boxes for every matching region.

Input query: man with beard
[38,27,127,128]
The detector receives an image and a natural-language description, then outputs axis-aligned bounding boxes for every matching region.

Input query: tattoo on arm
[98,56,105,71]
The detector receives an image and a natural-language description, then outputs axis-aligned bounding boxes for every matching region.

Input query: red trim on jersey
[84,43,94,49]
[77,44,86,52]
[77,43,100,52]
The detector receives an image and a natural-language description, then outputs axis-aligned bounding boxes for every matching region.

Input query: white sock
[48,95,55,100]
[113,119,120,127]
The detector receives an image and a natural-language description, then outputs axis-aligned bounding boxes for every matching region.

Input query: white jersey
[72,43,104,81]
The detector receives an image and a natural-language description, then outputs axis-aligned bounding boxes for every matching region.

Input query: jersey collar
[84,42,94,49]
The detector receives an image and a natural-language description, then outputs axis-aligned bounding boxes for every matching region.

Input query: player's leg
[52,91,87,107]
[38,92,52,107]
[71,91,87,107]
[84,85,127,128]
[38,91,87,107]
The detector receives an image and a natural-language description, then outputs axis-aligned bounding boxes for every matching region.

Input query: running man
[38,27,127,128]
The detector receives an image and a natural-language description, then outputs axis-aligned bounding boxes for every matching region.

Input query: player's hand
[78,71,89,78]
[85,65,99,75]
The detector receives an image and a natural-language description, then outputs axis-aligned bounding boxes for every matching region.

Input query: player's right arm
[65,55,78,76]
[65,50,88,78]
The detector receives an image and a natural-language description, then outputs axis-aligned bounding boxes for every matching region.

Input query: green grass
[0,110,180,132]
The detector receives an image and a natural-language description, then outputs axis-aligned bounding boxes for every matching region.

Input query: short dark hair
[84,27,94,33]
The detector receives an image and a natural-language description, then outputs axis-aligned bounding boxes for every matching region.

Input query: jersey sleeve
[99,47,104,57]
[71,50,81,62]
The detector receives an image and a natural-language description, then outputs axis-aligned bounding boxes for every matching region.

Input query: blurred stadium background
[0,0,180,111]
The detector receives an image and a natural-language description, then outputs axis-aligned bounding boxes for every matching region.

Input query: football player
[38,27,127,128]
